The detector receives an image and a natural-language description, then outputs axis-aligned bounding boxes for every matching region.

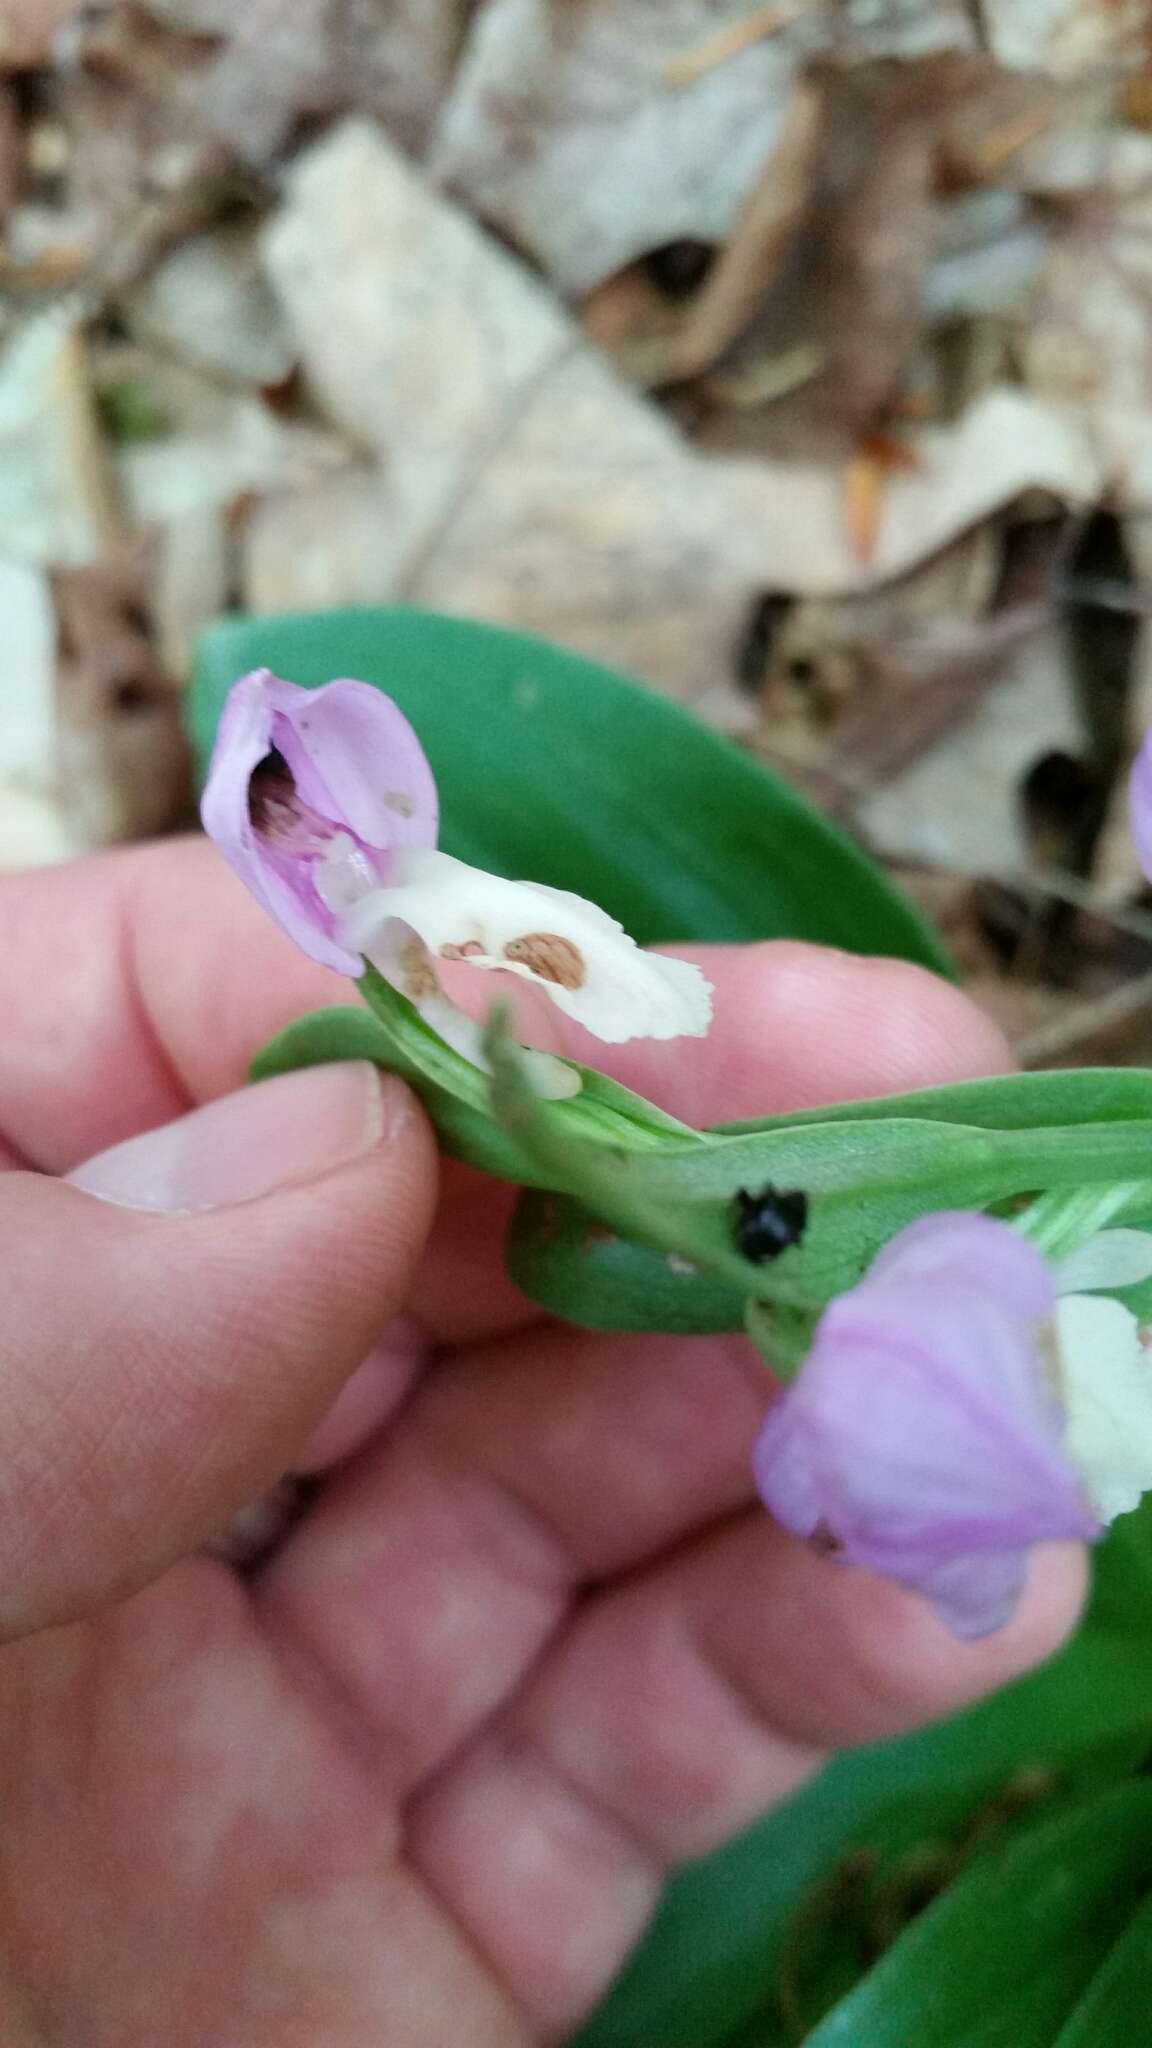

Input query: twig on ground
[1017,969,1152,1067]
[663,2,810,88]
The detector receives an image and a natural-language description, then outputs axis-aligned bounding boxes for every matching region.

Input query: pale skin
[0,840,1085,2046]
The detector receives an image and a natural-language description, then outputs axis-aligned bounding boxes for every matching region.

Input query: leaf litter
[0,0,1150,1058]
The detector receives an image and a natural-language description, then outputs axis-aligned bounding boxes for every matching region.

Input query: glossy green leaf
[797,1781,1152,2048]
[1053,1886,1152,2044]
[716,1065,1152,1137]
[249,1005,398,1076]
[189,607,949,965]
[575,1499,1152,2048]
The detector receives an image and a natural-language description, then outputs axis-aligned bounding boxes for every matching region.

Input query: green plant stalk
[256,990,1152,1367]
[1016,1182,1152,1263]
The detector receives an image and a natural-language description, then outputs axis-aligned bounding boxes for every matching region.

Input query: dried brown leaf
[253,123,1104,738]
[432,0,976,295]
[662,0,809,88]
[668,75,820,380]
[9,7,235,294]
[190,0,476,163]
[692,54,1056,460]
[51,541,194,847]
[982,0,1148,80]
[0,0,87,71]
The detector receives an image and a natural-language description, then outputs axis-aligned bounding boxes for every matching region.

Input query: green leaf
[716,1066,1152,1139]
[189,606,949,966]
[509,1102,1152,1337]
[250,1005,398,1076]
[797,1782,1152,2048]
[509,1188,748,1332]
[484,1013,763,1293]
[574,1500,1152,2048]
[1053,1888,1152,2045]
[255,968,704,1188]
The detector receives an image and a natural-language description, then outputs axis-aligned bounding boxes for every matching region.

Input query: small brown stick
[1017,968,1152,1068]
[663,2,809,88]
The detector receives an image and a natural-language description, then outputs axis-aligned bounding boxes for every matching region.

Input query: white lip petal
[1056,1229,1152,1295]
[361,915,582,1099]
[341,850,713,1045]
[1056,1293,1152,1521]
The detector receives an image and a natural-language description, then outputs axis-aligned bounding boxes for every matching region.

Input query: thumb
[1,1061,437,1636]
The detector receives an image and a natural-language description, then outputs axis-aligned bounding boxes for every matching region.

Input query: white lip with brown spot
[335,847,713,1045]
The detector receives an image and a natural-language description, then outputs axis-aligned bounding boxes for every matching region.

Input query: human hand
[0,839,1084,2045]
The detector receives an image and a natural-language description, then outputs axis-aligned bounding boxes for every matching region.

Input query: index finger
[0,837,1011,1173]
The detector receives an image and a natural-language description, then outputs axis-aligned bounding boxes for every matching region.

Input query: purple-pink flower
[201,668,439,974]
[753,1212,1100,1638]
[201,669,712,1054]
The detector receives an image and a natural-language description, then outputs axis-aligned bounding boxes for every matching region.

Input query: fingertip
[947,1539,1090,1699]
[793,1538,1088,1746]
[825,950,1014,1092]
[575,942,1012,1123]
[688,1520,1087,1755]
[703,942,1013,1108]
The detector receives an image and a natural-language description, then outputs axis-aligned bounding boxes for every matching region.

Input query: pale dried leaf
[856,633,1083,870]
[982,0,1148,79]
[262,119,774,715]
[257,123,1105,729]
[432,0,975,294]
[131,224,296,387]
[713,387,1101,592]
[153,504,233,682]
[923,191,1049,324]
[0,0,87,69]
[0,309,122,563]
[242,466,403,616]
[1024,174,1152,413]
[109,352,351,530]
[192,0,475,162]
[0,557,57,805]
[51,543,194,847]
[693,54,1057,458]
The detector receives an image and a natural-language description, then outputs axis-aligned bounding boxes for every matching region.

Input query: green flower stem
[1015,1183,1152,1263]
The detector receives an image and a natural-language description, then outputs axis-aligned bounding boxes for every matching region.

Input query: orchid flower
[753,1211,1152,1639]
[201,671,712,1081]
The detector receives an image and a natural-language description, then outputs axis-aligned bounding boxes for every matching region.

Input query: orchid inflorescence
[202,671,1152,1640]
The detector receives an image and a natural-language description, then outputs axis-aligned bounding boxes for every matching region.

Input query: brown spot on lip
[385,790,414,818]
[504,932,586,989]
[399,937,438,1001]
[440,941,485,961]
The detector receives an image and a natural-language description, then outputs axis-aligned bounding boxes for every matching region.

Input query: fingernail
[67,1063,402,1212]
